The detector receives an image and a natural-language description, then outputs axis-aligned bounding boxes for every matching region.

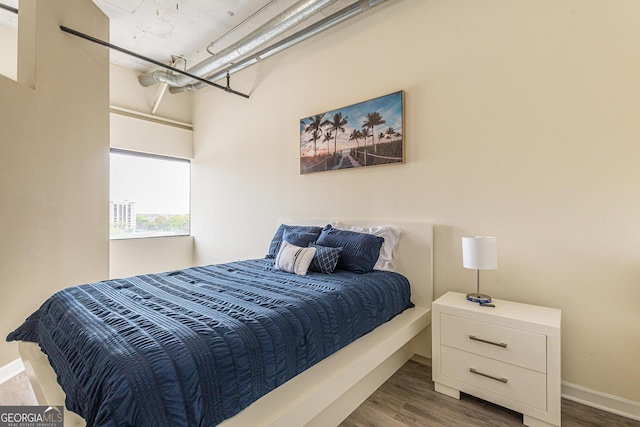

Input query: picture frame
[300,91,404,174]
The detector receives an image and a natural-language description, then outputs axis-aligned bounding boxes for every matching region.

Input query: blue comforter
[7,259,412,426]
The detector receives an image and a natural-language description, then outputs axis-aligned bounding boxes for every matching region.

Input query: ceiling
[0,0,357,73]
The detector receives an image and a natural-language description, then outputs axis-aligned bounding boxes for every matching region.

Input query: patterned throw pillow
[274,241,316,276]
[308,244,342,274]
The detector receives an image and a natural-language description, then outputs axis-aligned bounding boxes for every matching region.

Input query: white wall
[192,0,640,405]
[0,0,109,366]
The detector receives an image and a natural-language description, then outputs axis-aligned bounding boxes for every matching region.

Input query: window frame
[109,148,191,240]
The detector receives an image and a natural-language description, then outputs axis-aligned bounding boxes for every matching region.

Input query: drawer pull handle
[470,368,508,384]
[469,335,507,348]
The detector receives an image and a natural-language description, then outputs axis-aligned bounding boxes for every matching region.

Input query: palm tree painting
[385,127,396,141]
[300,91,404,174]
[359,127,372,166]
[363,112,386,154]
[322,131,333,169]
[325,112,349,155]
[348,129,362,152]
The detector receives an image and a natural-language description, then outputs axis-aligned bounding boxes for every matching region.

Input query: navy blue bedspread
[7,259,412,427]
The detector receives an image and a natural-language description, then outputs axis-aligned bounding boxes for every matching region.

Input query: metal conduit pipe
[169,0,386,94]
[206,0,279,55]
[0,3,18,14]
[138,0,339,88]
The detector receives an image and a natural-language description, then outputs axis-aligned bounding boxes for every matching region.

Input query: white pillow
[330,221,401,271]
[274,241,316,276]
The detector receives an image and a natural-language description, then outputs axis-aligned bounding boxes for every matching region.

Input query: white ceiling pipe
[170,0,384,94]
[138,0,339,88]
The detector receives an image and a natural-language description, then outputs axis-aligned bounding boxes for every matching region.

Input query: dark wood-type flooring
[340,357,639,427]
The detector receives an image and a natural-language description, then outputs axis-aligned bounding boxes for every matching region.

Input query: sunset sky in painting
[300,91,403,157]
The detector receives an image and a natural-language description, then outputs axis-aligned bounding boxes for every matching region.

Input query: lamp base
[466,292,492,304]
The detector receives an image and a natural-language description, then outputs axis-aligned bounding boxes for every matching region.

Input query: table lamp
[462,236,497,303]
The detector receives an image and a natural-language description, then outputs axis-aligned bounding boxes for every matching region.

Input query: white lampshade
[462,236,497,270]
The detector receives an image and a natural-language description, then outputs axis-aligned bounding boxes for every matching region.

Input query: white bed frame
[20,220,433,427]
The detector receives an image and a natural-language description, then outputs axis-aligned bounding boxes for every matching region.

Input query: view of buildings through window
[110,150,190,239]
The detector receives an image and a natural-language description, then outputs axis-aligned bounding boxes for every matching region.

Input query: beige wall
[108,111,194,278]
[110,112,193,158]
[108,65,194,278]
[110,63,192,124]
[192,0,640,403]
[0,0,109,366]
[110,236,194,279]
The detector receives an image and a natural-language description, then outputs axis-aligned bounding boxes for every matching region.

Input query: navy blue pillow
[316,225,384,273]
[283,229,318,248]
[266,224,323,259]
[308,244,342,274]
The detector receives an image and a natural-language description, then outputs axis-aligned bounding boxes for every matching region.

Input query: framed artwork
[299,91,404,174]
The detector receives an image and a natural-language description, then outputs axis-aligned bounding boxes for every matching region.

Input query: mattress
[7,258,413,426]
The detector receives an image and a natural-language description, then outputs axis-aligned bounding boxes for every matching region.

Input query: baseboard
[0,359,25,385]
[562,381,640,422]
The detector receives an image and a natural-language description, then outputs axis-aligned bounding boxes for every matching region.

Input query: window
[110,149,190,239]
[0,2,19,81]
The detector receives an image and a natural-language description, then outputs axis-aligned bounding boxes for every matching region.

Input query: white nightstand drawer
[441,313,547,373]
[441,346,547,411]
[433,292,561,426]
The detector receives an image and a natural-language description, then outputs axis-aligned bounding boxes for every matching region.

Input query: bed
[12,220,433,427]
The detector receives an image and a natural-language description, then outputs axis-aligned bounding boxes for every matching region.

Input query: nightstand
[432,291,561,427]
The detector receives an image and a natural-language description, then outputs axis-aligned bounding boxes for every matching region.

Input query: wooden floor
[340,358,640,427]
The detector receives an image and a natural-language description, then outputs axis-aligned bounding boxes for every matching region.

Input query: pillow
[316,225,384,273]
[274,241,316,275]
[266,224,323,259]
[283,229,318,248]
[308,244,342,274]
[330,221,401,271]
